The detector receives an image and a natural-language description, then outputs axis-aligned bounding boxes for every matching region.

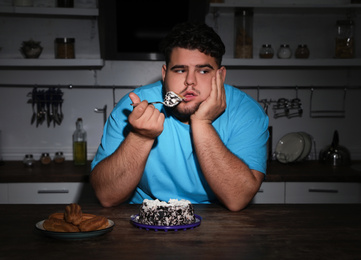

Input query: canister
[234,9,253,58]
[55,38,75,59]
[277,44,292,59]
[295,44,310,59]
[259,44,274,59]
[335,19,355,58]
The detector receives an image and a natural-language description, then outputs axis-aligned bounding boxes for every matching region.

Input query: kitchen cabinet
[285,182,361,203]
[251,182,285,203]
[0,6,103,68]
[207,2,361,67]
[1,182,97,204]
[0,183,8,203]
[252,182,361,204]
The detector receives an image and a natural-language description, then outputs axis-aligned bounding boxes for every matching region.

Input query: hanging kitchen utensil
[27,87,64,127]
[310,88,346,118]
[319,130,351,166]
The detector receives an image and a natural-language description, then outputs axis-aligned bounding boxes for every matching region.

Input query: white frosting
[143,198,191,208]
[163,91,183,107]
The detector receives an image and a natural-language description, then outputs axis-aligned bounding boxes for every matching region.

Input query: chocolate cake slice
[136,199,195,226]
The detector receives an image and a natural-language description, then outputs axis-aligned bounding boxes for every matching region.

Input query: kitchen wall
[0,60,360,162]
[0,0,361,163]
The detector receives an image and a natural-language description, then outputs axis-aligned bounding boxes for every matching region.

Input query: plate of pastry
[35,203,114,240]
[35,219,114,240]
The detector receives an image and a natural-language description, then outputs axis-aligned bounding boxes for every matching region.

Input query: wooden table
[1,203,361,259]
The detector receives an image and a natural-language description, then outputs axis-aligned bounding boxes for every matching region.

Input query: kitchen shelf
[0,59,104,68]
[0,6,98,16]
[222,58,361,67]
[207,1,361,68]
[0,5,102,69]
[210,3,361,9]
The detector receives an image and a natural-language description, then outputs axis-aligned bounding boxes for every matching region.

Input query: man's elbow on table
[223,199,251,212]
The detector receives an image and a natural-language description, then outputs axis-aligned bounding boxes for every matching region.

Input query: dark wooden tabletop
[1,203,360,260]
[1,160,361,183]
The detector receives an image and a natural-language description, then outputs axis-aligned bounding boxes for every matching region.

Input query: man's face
[162,47,221,121]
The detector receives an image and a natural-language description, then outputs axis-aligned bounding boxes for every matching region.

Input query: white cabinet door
[0,183,8,204]
[285,182,361,204]
[8,182,88,204]
[251,182,285,204]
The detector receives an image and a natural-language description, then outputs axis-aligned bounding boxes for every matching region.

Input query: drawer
[0,183,8,204]
[8,183,86,204]
[251,182,285,204]
[285,182,361,204]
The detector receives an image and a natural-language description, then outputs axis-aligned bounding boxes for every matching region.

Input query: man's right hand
[128,92,165,139]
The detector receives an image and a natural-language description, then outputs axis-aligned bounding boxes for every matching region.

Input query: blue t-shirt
[91,81,269,204]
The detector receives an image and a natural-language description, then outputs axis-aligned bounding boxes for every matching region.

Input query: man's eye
[199,70,210,74]
[174,69,185,74]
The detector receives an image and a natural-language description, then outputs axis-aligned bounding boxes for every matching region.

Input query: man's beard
[162,82,201,122]
[167,102,201,123]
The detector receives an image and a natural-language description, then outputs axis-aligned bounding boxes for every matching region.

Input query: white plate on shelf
[275,132,305,163]
[297,132,312,161]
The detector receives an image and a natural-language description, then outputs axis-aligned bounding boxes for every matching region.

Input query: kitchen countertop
[0,203,360,259]
[0,160,361,183]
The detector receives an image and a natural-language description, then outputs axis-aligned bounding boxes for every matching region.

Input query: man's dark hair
[160,22,226,68]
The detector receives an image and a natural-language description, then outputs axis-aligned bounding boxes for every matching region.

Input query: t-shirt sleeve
[225,93,269,174]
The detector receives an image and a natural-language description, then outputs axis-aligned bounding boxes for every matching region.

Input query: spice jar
[23,154,35,167]
[335,19,355,59]
[55,38,75,59]
[54,151,65,164]
[277,44,292,59]
[259,44,274,59]
[295,44,310,59]
[234,9,253,59]
[40,153,51,165]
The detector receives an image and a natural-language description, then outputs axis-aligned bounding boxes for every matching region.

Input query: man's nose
[185,71,196,87]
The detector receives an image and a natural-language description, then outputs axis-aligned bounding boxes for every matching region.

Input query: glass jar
[55,38,75,59]
[73,118,87,165]
[259,44,274,59]
[234,9,253,59]
[295,44,310,59]
[40,153,51,165]
[335,19,355,59]
[54,151,65,164]
[277,44,292,59]
[23,154,35,167]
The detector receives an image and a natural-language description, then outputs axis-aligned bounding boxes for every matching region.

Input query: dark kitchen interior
[0,0,360,258]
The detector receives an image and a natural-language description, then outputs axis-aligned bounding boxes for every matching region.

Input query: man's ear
[220,66,226,81]
[162,64,167,82]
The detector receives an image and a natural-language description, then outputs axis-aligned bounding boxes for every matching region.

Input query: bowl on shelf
[20,39,43,59]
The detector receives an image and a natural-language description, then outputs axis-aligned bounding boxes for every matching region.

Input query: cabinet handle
[38,189,69,194]
[308,188,338,193]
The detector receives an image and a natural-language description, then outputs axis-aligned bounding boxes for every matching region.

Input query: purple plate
[130,214,201,232]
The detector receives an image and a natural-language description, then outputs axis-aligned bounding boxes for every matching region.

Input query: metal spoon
[131,91,185,108]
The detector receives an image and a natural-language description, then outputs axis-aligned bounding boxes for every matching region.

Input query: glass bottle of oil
[73,118,87,165]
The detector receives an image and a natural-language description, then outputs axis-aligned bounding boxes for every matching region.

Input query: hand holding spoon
[131,91,185,107]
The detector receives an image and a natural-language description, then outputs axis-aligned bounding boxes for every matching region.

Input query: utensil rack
[309,88,347,118]
[2,84,360,120]
[245,85,360,119]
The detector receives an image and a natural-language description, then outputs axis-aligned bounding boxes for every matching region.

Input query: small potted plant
[20,39,43,58]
